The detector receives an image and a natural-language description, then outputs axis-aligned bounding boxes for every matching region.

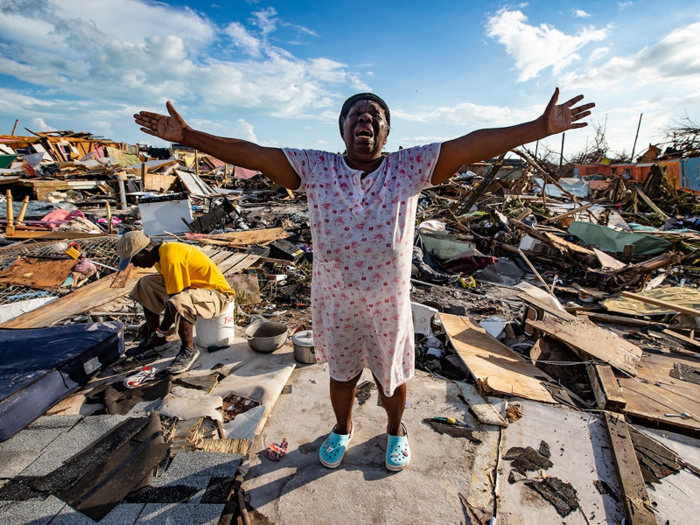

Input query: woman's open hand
[543,88,595,135]
[134,101,189,143]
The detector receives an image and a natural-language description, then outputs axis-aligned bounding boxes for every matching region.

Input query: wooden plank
[540,202,594,225]
[661,329,700,351]
[586,362,626,411]
[6,231,106,240]
[455,381,508,427]
[216,253,249,274]
[207,227,289,246]
[621,291,700,318]
[636,187,669,220]
[143,172,176,192]
[0,268,155,329]
[526,314,642,376]
[441,313,556,403]
[594,247,626,270]
[618,348,700,434]
[208,250,234,265]
[226,273,261,305]
[110,263,133,289]
[0,257,76,290]
[603,412,658,525]
[224,254,261,275]
[580,311,655,328]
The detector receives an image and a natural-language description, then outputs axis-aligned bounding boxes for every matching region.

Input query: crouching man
[116,231,235,373]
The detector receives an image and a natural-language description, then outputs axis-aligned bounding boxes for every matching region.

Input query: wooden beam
[0,268,154,329]
[5,231,106,240]
[540,202,594,225]
[636,187,669,220]
[586,363,626,411]
[579,312,655,328]
[621,291,700,318]
[526,313,642,376]
[455,381,508,427]
[603,412,657,525]
[110,263,133,288]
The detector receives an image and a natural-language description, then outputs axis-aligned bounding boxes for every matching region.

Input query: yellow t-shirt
[155,242,234,296]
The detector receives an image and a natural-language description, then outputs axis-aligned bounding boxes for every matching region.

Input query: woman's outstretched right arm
[134,101,300,189]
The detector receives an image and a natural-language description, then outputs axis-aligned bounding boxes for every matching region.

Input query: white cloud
[618,2,633,10]
[225,22,262,57]
[573,9,591,18]
[235,118,258,142]
[0,0,372,135]
[394,101,535,127]
[561,21,700,90]
[31,118,53,132]
[486,8,610,81]
[589,46,611,62]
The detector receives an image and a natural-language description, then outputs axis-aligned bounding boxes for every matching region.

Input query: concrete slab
[1,495,66,525]
[136,502,224,524]
[244,366,485,524]
[51,502,146,525]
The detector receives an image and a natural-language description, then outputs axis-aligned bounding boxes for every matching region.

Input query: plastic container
[245,321,288,353]
[195,301,236,349]
[291,330,315,364]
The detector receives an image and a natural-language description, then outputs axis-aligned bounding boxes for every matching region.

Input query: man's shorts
[130,274,234,324]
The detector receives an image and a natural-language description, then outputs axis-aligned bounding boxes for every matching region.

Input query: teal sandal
[386,422,410,472]
[319,423,354,468]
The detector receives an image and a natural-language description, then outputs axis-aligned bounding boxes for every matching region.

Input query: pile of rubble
[1,131,700,524]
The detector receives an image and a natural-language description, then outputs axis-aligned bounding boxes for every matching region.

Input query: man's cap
[116,231,151,271]
[339,93,390,138]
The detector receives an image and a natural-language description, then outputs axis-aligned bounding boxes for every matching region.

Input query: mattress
[0,322,124,442]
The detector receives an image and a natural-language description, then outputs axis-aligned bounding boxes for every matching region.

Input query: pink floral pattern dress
[283,143,441,396]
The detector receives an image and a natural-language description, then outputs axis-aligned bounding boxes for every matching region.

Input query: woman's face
[341,100,389,158]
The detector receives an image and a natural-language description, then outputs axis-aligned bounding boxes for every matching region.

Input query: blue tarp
[0,322,124,441]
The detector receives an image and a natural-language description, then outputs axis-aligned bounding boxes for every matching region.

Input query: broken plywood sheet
[618,347,700,434]
[526,314,642,376]
[175,169,215,196]
[497,400,624,525]
[143,172,176,192]
[441,314,555,403]
[209,227,289,246]
[637,427,700,523]
[226,273,261,305]
[0,257,76,290]
[0,268,155,329]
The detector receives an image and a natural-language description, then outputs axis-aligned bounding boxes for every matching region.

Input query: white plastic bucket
[195,301,235,349]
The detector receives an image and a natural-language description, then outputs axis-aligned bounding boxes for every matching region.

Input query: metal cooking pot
[245,321,288,353]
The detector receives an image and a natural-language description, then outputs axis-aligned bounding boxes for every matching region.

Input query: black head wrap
[338,93,390,138]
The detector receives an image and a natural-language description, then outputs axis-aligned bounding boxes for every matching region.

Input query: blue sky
[1,0,699,163]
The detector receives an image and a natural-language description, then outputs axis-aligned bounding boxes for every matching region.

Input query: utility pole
[631,113,643,162]
[559,132,566,169]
